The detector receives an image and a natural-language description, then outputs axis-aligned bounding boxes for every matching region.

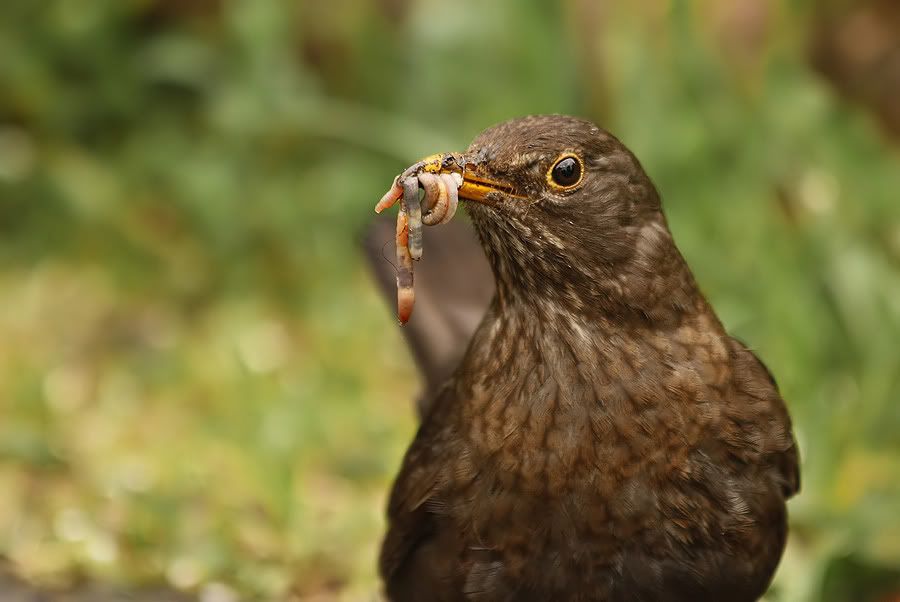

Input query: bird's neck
[460,291,724,389]
[455,214,730,431]
[455,213,728,436]
[477,216,707,330]
[453,288,731,464]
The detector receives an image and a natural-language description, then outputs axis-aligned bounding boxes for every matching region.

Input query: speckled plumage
[380,115,799,601]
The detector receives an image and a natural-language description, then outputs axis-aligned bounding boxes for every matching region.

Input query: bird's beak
[413,153,521,203]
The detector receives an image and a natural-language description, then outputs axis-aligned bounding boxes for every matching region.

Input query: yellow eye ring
[546,153,584,190]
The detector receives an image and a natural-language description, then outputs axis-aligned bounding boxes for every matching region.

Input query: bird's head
[420,114,699,324]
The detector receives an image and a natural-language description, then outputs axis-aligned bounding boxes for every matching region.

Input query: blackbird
[378,115,799,601]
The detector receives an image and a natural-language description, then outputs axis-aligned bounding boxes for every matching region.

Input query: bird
[374,115,800,601]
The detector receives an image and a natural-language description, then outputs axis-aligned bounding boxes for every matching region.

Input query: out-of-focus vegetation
[0,0,898,600]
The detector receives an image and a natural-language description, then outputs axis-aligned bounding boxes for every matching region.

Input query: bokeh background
[1,0,899,600]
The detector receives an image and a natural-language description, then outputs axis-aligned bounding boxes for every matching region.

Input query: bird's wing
[361,214,493,416]
[379,386,461,593]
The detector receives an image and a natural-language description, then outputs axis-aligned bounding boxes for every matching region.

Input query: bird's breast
[447,308,735,542]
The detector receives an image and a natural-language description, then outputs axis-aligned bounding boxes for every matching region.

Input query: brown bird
[376,115,799,601]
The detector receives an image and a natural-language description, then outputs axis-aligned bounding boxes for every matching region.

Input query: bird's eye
[548,155,583,189]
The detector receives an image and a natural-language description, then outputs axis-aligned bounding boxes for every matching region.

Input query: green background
[1,0,899,599]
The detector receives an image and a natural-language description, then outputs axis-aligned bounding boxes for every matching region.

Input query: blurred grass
[0,0,899,600]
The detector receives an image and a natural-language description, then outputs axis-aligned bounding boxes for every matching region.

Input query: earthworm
[395,206,414,323]
[404,176,423,260]
[375,176,403,213]
[374,164,463,323]
[417,172,441,224]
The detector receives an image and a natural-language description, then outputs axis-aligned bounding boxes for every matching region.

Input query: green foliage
[0,0,898,599]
